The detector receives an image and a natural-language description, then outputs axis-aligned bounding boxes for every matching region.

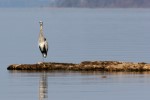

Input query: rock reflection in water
[39,72,48,100]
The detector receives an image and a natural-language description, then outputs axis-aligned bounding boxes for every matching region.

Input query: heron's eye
[44,38,46,41]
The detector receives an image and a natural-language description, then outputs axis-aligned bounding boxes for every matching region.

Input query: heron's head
[39,21,43,26]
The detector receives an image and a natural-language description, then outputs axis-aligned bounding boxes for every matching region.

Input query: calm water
[0,8,150,100]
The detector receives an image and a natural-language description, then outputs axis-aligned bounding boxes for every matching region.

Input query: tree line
[49,0,150,8]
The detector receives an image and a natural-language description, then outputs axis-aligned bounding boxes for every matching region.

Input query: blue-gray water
[1,8,150,100]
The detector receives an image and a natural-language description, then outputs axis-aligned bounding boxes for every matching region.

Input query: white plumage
[38,21,48,58]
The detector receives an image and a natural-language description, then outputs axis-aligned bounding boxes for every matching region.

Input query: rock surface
[7,61,150,71]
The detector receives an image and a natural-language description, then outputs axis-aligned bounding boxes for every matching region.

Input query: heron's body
[38,21,48,58]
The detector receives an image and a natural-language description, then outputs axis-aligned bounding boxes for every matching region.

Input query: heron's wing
[45,41,48,52]
[39,46,42,52]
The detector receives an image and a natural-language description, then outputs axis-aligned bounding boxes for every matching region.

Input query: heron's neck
[39,25,44,40]
[40,25,43,32]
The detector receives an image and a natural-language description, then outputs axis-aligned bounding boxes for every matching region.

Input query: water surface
[5,71,150,100]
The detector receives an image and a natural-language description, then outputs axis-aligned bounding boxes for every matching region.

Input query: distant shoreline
[1,0,150,8]
[1,6,150,8]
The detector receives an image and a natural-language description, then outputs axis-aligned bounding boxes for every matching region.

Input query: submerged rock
[7,61,150,71]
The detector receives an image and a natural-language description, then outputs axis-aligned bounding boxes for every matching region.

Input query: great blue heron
[38,21,48,61]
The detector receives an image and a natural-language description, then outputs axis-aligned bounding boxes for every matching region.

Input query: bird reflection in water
[39,72,48,100]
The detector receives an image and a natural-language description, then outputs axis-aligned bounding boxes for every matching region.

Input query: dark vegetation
[50,0,150,8]
[1,0,150,8]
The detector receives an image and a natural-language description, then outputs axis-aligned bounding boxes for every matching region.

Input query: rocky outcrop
[7,61,150,71]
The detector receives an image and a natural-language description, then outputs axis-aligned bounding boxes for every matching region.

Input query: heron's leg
[42,57,46,67]
[42,57,44,63]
